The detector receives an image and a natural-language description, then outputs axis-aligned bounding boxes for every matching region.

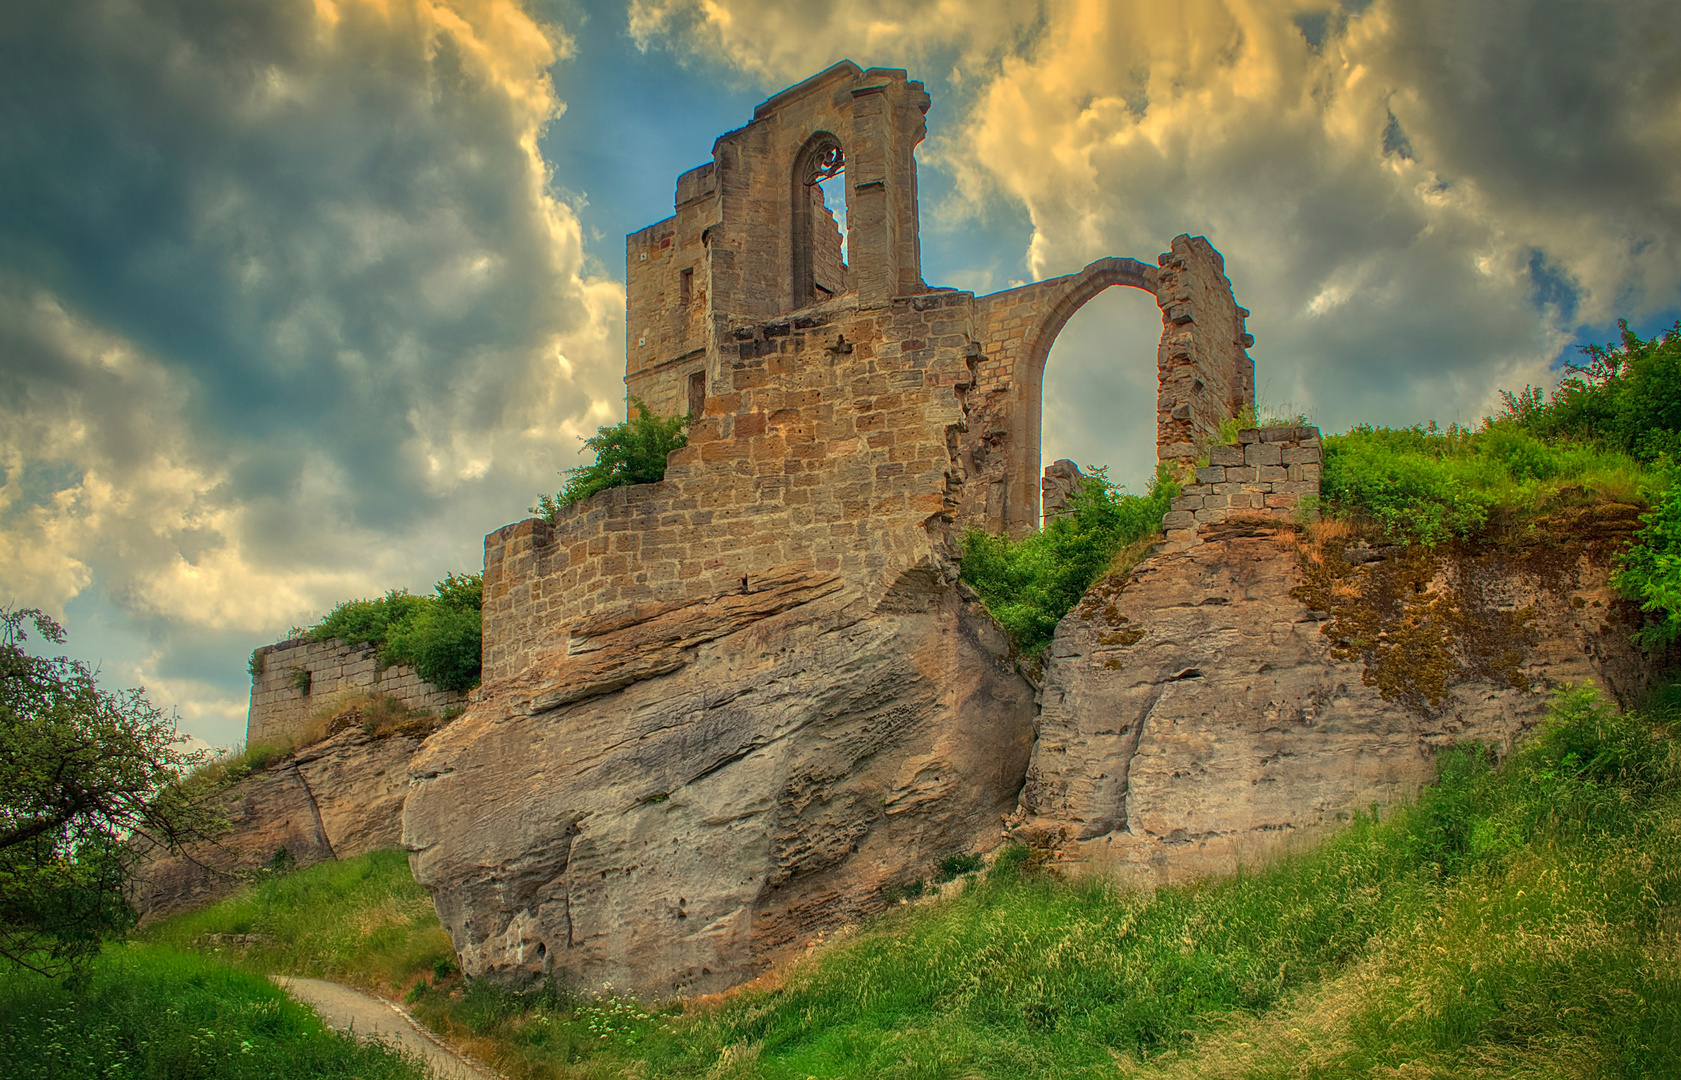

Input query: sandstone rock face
[402,575,1035,998]
[131,728,421,921]
[1023,516,1651,887]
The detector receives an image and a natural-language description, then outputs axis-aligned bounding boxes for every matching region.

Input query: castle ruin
[396,61,1329,996]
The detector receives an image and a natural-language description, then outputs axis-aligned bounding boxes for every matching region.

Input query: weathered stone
[404,586,1033,997]
[1041,459,1086,520]
[130,728,423,922]
[1207,444,1245,466]
[1022,518,1651,888]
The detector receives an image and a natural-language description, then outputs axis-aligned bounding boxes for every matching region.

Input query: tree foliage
[306,572,483,693]
[1501,319,1681,461]
[532,397,689,520]
[961,466,1179,655]
[0,608,217,975]
[1613,457,1681,651]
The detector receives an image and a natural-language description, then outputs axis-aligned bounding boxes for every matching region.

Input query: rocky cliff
[1020,508,1651,886]
[131,726,425,921]
[402,571,1036,997]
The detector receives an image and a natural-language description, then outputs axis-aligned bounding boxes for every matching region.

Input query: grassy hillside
[105,684,1680,1079]
[0,944,427,1079]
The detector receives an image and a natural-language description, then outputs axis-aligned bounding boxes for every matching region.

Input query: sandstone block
[1208,444,1245,466]
[1162,510,1197,530]
[1281,446,1320,465]
[1171,496,1204,512]
[1257,465,1289,481]
[1194,507,1229,524]
[1202,493,1230,509]
[1245,442,1282,466]
[1224,467,1258,482]
[1195,466,1226,484]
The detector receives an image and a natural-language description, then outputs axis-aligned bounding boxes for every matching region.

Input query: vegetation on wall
[306,572,483,693]
[960,467,1179,655]
[532,397,689,522]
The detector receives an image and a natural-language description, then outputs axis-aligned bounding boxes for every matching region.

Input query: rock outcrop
[402,574,1035,997]
[1021,511,1651,886]
[130,727,423,921]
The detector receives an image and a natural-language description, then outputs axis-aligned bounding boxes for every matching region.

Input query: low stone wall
[247,637,464,746]
[1163,425,1322,549]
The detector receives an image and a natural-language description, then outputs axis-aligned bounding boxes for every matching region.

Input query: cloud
[634,0,1681,445]
[0,0,623,742]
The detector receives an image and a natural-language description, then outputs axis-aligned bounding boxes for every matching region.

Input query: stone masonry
[402,61,1293,998]
[247,637,464,746]
[1163,425,1323,550]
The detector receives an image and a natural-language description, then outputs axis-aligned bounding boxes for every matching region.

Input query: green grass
[1320,422,1657,546]
[147,848,454,997]
[120,688,1680,1079]
[388,686,1679,1079]
[0,943,426,1079]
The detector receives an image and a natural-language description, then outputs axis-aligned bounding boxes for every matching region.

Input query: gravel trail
[275,976,497,1079]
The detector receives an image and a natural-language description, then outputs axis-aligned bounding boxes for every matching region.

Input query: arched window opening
[1039,284,1161,524]
[793,135,848,309]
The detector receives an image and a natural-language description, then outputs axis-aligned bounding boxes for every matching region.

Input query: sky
[2,0,1678,748]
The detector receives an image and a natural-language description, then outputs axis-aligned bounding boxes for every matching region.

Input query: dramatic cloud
[633,0,1681,485]
[0,0,622,742]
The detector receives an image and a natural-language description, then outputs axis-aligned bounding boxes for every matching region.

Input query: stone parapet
[1161,425,1321,550]
[246,636,465,746]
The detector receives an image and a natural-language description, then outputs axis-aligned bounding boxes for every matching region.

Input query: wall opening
[792,133,848,309]
[1037,286,1163,523]
[687,369,706,419]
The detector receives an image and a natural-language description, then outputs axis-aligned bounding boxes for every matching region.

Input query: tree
[0,607,218,974]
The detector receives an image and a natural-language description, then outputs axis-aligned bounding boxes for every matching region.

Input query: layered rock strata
[403,575,1035,997]
[130,727,422,921]
[1021,512,1651,886]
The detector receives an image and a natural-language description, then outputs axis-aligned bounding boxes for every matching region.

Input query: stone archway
[968,236,1257,536]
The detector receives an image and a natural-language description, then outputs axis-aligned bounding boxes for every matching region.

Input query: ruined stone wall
[247,637,464,746]
[480,291,976,700]
[626,61,930,419]
[406,61,1301,1000]
[1163,425,1322,549]
[958,238,1257,536]
[624,161,716,415]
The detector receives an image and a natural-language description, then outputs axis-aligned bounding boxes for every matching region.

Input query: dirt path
[274,976,498,1079]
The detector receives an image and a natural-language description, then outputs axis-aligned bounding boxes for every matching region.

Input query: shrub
[961,465,1178,655]
[1614,458,1681,651]
[305,572,482,693]
[1320,421,1654,545]
[1505,319,1681,461]
[532,397,688,520]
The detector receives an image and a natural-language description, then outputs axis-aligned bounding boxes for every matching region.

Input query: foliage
[148,849,454,997]
[1320,421,1654,545]
[381,685,1678,1080]
[0,608,218,975]
[961,465,1179,655]
[0,943,426,1079]
[532,397,689,521]
[1502,319,1681,461]
[306,571,483,693]
[1614,457,1681,650]
[934,852,985,883]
